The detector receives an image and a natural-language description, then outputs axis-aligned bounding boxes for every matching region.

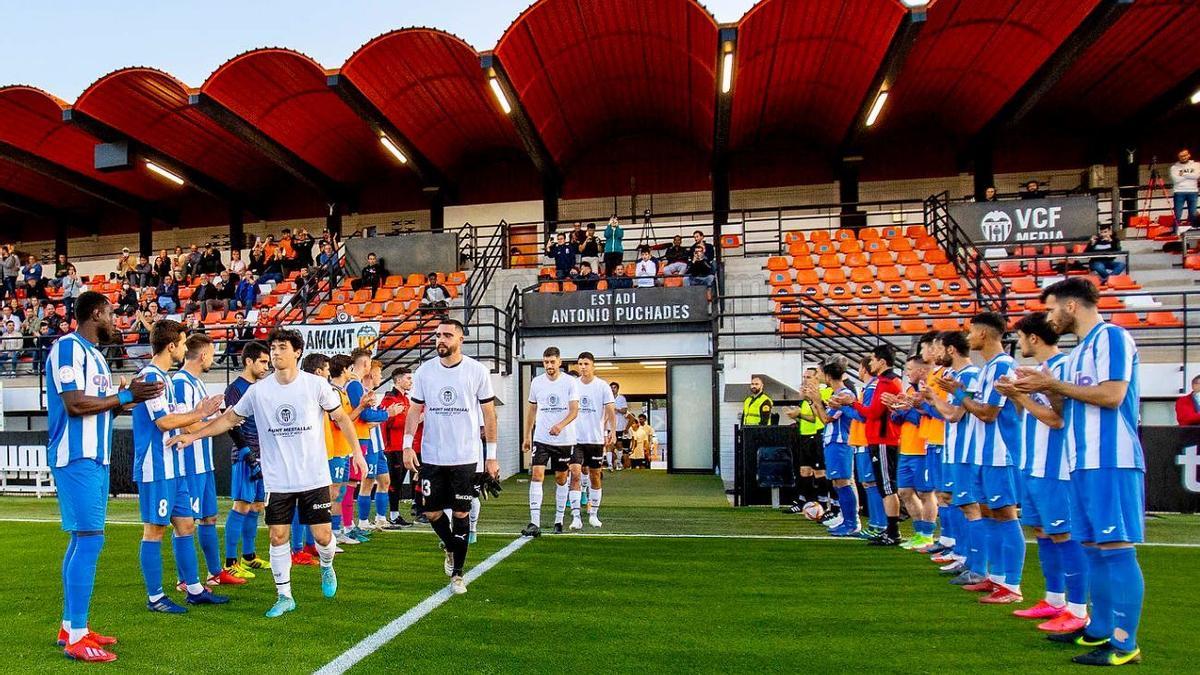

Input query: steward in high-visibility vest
[741,376,774,426]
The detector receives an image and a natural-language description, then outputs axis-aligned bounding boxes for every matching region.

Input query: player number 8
[158,499,168,518]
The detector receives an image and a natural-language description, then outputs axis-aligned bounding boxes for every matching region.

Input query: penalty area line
[313,535,532,675]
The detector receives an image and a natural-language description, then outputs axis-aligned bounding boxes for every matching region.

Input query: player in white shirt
[572,352,616,528]
[402,319,499,595]
[610,382,629,471]
[522,346,581,536]
[170,328,365,618]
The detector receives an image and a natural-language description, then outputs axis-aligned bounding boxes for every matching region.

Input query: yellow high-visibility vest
[742,393,774,426]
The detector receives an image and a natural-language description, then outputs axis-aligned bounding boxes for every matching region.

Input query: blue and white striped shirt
[947,365,981,464]
[172,369,214,475]
[1063,321,1144,472]
[132,364,182,483]
[1024,352,1069,480]
[822,384,856,445]
[971,353,1022,468]
[46,333,116,467]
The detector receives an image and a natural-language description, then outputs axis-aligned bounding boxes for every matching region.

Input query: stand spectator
[580,223,601,272]
[979,186,999,202]
[573,261,600,291]
[153,249,172,285]
[608,264,633,289]
[277,229,299,273]
[134,308,155,343]
[0,246,18,299]
[421,273,451,309]
[156,272,180,314]
[228,249,247,276]
[232,272,259,311]
[115,247,136,281]
[334,304,352,323]
[248,242,266,276]
[199,244,224,275]
[1085,224,1126,283]
[130,255,153,287]
[662,235,689,276]
[1171,148,1198,229]
[23,277,46,301]
[52,254,70,286]
[550,233,576,280]
[1021,180,1043,199]
[1176,375,1200,425]
[117,282,139,316]
[570,222,587,252]
[260,249,285,285]
[634,246,657,288]
[603,216,625,276]
[692,230,715,263]
[290,267,318,309]
[21,254,43,288]
[0,320,20,374]
[60,266,83,318]
[172,245,187,277]
[294,228,315,269]
[317,241,340,285]
[351,252,385,292]
[686,247,715,288]
[220,311,255,364]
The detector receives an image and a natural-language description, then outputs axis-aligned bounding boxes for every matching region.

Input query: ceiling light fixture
[720,45,735,95]
[379,135,408,164]
[489,77,512,114]
[866,90,889,127]
[145,160,184,186]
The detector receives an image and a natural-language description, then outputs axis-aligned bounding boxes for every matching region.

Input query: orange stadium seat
[881,226,901,239]
[877,266,901,282]
[1108,275,1142,290]
[869,250,895,266]
[827,283,853,300]
[893,302,921,317]
[904,265,931,282]
[915,237,939,252]
[943,280,970,297]
[1147,311,1184,327]
[859,228,881,241]
[888,238,913,253]
[1127,215,1150,230]
[792,255,815,270]
[360,303,383,319]
[884,281,910,299]
[818,253,841,269]
[1024,298,1047,312]
[822,268,847,284]
[838,239,862,254]
[394,287,417,303]
[905,225,927,239]
[1010,278,1040,295]
[798,285,824,301]
[538,282,561,293]
[795,269,820,286]
[766,256,789,271]
[914,280,941,297]
[561,281,577,292]
[1110,312,1142,329]
[663,276,684,288]
[769,271,793,286]
[900,318,929,334]
[997,261,1024,277]
[933,264,959,281]
[1097,296,1126,310]
[383,301,408,316]
[863,239,887,253]
[406,273,426,287]
[813,241,836,255]
[373,287,394,302]
[923,301,950,316]
[788,241,811,257]
[834,228,856,242]
[383,275,403,289]
[784,231,806,244]
[932,317,962,332]
[923,249,948,265]
[448,271,467,286]
[352,289,372,303]
[844,253,868,268]
[855,283,881,300]
[810,230,832,243]
[896,250,921,266]
[720,234,741,249]
[1186,254,1200,271]
[850,267,874,284]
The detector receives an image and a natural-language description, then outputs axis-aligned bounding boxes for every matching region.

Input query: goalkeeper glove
[231,446,251,465]
[476,473,503,500]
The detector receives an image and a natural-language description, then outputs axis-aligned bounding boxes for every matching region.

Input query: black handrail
[924,192,1007,314]
[463,220,508,324]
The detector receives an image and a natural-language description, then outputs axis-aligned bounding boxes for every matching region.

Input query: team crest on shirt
[581,395,592,410]
[58,366,76,383]
[548,393,561,408]
[438,387,458,406]
[276,404,297,425]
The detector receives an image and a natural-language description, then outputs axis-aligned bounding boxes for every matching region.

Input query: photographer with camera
[1084,224,1125,284]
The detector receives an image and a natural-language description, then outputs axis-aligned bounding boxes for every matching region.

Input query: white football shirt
[575,376,615,445]
[528,372,580,446]
[411,355,495,466]
[613,394,629,432]
[232,370,341,493]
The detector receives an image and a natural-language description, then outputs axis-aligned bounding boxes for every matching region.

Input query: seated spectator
[218,271,238,304]
[572,261,600,291]
[260,249,285,285]
[692,230,715,263]
[36,323,55,359]
[351,253,385,292]
[1085,224,1126,284]
[52,254,70,286]
[317,241,340,284]
[634,246,657,288]
[509,246,522,268]
[979,185,999,202]
[183,244,203,278]
[60,266,83,318]
[22,254,43,288]
[134,308,155,344]
[153,249,172,284]
[117,282,139,316]
[232,272,259,311]
[1021,179,1044,200]
[686,247,715,288]
[662,235,689,276]
[131,255,154,287]
[579,224,601,271]
[200,244,225,275]
[23,277,46,301]
[551,233,577,280]
[608,263,633,289]
[0,320,21,374]
[334,304,353,324]
[156,273,180,314]
[184,313,205,334]
[194,273,225,318]
[228,249,247,276]
[18,303,39,337]
[115,248,135,281]
[422,273,452,308]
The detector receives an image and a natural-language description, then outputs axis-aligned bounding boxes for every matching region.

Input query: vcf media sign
[949,195,1099,245]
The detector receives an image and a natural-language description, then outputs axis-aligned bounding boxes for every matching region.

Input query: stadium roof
[2,0,1199,237]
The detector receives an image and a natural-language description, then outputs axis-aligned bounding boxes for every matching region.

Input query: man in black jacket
[352,253,386,293]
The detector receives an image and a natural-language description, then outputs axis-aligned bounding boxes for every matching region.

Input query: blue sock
[331,513,342,533]
[290,510,304,552]
[938,505,952,540]
[1085,547,1113,640]
[986,518,1004,580]
[1001,519,1024,587]
[966,518,988,576]
[915,520,933,537]
[1101,547,1144,652]
[304,526,315,547]
[62,532,78,623]
[197,524,221,577]
[66,534,104,632]
[1058,539,1089,606]
[836,485,858,527]
[1037,537,1064,594]
[242,510,259,556]
[139,540,164,599]
[357,494,371,522]
[375,491,389,520]
[173,534,201,587]
[865,486,885,528]
[224,510,245,561]
[954,511,970,559]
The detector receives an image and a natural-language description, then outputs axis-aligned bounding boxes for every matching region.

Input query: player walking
[572,352,616,528]
[522,346,580,536]
[222,341,272,578]
[170,328,366,617]
[49,291,163,661]
[402,319,500,595]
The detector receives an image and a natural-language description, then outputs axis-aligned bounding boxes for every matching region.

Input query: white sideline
[313,535,532,675]
[1,517,1198,548]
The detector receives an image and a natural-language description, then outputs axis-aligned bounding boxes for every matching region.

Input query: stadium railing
[924,191,1008,313]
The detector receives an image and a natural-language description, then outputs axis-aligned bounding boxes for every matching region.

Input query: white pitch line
[313,535,532,675]
[2,517,1198,548]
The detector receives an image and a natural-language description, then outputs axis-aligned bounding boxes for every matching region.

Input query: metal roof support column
[712,26,737,247]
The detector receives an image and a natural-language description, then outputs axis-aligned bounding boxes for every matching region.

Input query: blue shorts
[1070,467,1145,544]
[185,471,219,519]
[824,443,854,480]
[138,477,193,526]
[374,450,389,477]
[941,459,958,494]
[897,454,932,492]
[328,456,349,484]
[230,458,265,504]
[51,459,110,532]
[1021,475,1072,534]
[361,441,380,478]
[980,465,1019,509]
[952,463,981,506]
[854,448,875,483]
[926,445,943,492]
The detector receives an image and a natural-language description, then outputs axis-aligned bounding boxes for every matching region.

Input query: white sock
[940,536,955,546]
[1045,591,1066,607]
[580,472,590,490]
[68,626,88,645]
[569,490,581,518]
[469,497,480,532]
[554,483,569,524]
[61,619,70,631]
[148,592,164,603]
[390,511,399,519]
[186,582,204,595]
[529,480,543,526]
[1067,602,1088,619]
[590,488,602,517]
[315,538,336,568]
[269,543,292,598]
[989,574,1004,585]
[358,519,370,528]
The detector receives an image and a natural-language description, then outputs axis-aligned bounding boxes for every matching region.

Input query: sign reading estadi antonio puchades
[523,286,712,328]
[949,195,1099,245]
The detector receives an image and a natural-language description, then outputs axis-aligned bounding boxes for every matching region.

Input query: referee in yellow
[741,375,774,426]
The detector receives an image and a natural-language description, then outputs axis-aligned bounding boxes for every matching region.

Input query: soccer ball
[802,501,824,521]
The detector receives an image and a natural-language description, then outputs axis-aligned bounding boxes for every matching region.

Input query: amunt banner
[287,321,381,356]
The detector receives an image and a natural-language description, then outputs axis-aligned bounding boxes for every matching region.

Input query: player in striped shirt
[48,291,164,661]
[325,355,360,545]
[996,312,1088,633]
[133,320,227,614]
[1014,278,1145,667]
[916,331,952,556]
[347,348,397,535]
[805,359,858,535]
[925,330,981,580]
[172,333,244,588]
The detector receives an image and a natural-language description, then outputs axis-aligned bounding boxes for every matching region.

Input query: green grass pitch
[0,472,1196,673]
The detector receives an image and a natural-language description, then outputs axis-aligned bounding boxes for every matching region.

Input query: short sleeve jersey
[613,394,630,432]
[528,373,581,446]
[232,371,341,492]
[172,370,214,475]
[410,355,495,466]
[1063,322,1144,472]
[1024,352,1069,479]
[575,376,616,445]
[46,333,115,467]
[132,364,181,483]
[971,353,1022,468]
[947,365,982,464]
